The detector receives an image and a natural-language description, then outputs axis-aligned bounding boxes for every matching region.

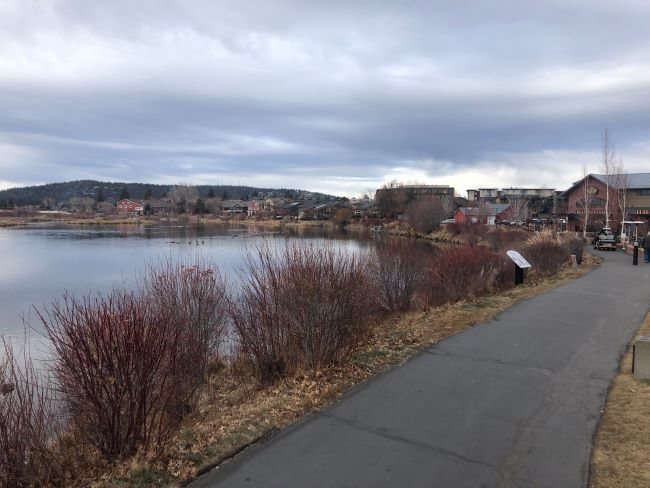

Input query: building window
[577,197,606,208]
[637,189,650,196]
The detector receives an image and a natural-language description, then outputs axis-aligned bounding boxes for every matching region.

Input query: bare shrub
[485,228,529,252]
[459,222,488,247]
[370,241,430,313]
[406,197,446,234]
[142,259,228,385]
[230,242,373,384]
[522,232,570,276]
[421,246,512,307]
[562,234,584,265]
[444,223,460,236]
[38,267,225,461]
[0,339,63,486]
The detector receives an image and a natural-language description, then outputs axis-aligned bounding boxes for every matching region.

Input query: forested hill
[0,180,334,207]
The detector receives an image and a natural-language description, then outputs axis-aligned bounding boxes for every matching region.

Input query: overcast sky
[1,0,650,196]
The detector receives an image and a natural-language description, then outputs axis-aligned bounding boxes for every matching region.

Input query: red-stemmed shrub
[420,246,512,306]
[0,339,64,486]
[459,222,488,247]
[370,241,431,313]
[142,259,228,385]
[38,261,228,461]
[229,243,373,384]
[485,228,529,251]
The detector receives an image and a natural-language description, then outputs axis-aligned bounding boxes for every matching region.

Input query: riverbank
[92,252,600,487]
[0,212,535,250]
[0,213,338,229]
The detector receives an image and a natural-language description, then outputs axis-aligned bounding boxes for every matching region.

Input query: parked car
[594,227,617,251]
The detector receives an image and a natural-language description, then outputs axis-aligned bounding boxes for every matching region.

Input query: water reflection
[0,223,383,345]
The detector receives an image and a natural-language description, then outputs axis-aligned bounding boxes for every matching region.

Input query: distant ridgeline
[0,180,334,207]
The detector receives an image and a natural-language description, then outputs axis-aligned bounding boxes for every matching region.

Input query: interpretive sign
[506,250,532,269]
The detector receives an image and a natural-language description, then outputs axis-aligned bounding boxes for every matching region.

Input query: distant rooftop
[382,184,451,189]
[590,173,650,189]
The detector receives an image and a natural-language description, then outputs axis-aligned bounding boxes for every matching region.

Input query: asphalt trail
[193,251,650,488]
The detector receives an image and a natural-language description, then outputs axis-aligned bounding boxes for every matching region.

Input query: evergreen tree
[119,187,130,200]
[144,187,153,200]
[95,189,105,202]
[207,187,215,198]
[7,198,14,208]
[194,197,206,214]
[221,190,229,200]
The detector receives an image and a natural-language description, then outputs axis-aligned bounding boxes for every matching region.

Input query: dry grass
[94,255,598,487]
[0,217,27,227]
[590,312,650,488]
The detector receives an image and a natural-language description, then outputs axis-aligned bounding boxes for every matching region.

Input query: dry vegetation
[590,312,650,488]
[0,233,597,487]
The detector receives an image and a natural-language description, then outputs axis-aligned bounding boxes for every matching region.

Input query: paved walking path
[193,251,650,488]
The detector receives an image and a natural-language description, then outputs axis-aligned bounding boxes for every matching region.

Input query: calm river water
[0,223,380,355]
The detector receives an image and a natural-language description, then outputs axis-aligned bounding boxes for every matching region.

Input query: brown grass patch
[95,255,598,487]
[590,312,650,488]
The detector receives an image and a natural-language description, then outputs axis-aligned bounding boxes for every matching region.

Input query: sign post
[506,250,532,286]
[633,240,639,266]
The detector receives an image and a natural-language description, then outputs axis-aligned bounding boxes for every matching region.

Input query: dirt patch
[590,313,650,488]
[92,256,598,487]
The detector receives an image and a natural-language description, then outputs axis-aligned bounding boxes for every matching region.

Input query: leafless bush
[522,232,570,276]
[370,241,430,313]
[142,259,228,385]
[561,234,584,265]
[407,197,446,234]
[459,222,488,247]
[485,228,529,251]
[38,270,225,460]
[444,223,460,236]
[0,339,64,487]
[420,246,512,306]
[230,243,373,384]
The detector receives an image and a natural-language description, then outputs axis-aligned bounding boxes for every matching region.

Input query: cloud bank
[1,0,650,195]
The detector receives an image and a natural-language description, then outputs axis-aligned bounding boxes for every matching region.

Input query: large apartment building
[375,184,455,218]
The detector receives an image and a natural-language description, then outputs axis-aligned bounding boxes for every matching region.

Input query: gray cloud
[1,0,650,195]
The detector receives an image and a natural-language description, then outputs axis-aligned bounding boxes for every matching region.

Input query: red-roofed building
[116,199,145,216]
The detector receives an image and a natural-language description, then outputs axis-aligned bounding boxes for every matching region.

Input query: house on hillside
[149,201,177,216]
[116,199,145,216]
[247,200,262,216]
[274,201,301,218]
[352,200,376,217]
[263,198,287,214]
[300,201,349,220]
[221,200,248,216]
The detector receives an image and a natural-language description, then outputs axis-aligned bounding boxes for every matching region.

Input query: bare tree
[613,159,628,227]
[507,197,530,223]
[168,184,199,205]
[582,164,591,238]
[407,197,446,234]
[600,128,617,227]
[169,184,199,214]
[440,195,456,220]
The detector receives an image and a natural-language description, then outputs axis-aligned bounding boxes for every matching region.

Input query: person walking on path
[643,231,650,263]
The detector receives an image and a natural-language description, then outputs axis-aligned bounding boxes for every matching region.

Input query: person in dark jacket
[643,232,650,263]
